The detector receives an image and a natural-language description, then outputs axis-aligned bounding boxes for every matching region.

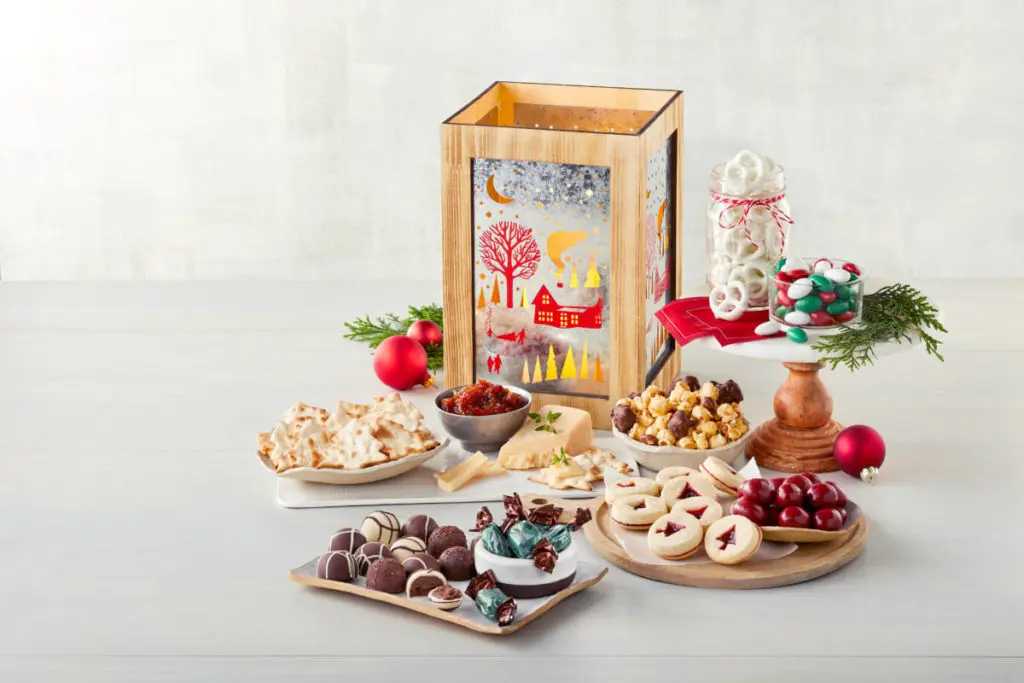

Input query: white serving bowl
[474,541,578,599]
[257,437,449,485]
[611,421,750,471]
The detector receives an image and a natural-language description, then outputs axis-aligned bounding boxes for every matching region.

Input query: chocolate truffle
[390,536,427,563]
[401,514,440,543]
[361,510,401,546]
[428,584,463,611]
[715,379,744,404]
[667,410,697,440]
[402,552,440,575]
[365,558,406,594]
[427,525,467,558]
[355,541,393,575]
[316,550,357,582]
[611,403,636,434]
[328,527,367,554]
[439,546,476,581]
[406,569,446,598]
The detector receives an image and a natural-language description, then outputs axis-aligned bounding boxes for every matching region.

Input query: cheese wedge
[497,405,593,470]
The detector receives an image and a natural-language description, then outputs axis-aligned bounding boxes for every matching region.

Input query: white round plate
[611,422,750,471]
[258,437,450,485]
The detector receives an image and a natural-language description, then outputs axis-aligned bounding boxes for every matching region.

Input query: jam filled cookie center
[657,521,686,537]
[716,525,737,551]
[630,500,647,510]
[617,481,636,488]
[678,482,700,500]
[689,505,708,519]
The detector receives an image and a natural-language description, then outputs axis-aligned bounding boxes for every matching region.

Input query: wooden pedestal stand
[746,362,842,473]
[698,332,918,474]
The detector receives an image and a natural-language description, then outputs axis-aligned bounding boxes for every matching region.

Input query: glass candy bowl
[769,258,864,332]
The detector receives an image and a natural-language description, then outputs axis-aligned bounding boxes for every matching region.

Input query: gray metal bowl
[433,384,532,452]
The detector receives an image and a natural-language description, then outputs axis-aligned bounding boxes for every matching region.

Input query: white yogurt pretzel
[709,280,749,321]
[728,260,769,302]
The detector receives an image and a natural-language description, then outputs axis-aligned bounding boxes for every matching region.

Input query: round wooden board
[582,501,868,590]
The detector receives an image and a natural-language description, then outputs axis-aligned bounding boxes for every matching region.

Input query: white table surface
[1,280,1021,682]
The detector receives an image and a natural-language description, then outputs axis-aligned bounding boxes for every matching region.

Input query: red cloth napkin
[655,296,783,347]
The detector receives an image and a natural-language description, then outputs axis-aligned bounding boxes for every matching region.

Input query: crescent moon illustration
[547,230,587,276]
[486,175,515,204]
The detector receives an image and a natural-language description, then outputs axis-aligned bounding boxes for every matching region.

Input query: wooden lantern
[441,82,683,429]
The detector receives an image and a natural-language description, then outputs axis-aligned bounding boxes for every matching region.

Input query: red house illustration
[531,285,602,329]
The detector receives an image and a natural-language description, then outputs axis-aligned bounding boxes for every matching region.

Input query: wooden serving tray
[582,501,867,590]
[289,558,608,635]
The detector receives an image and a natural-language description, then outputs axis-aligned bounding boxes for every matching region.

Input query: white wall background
[0,0,1019,282]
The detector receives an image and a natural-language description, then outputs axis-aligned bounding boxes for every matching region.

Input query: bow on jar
[709,191,793,251]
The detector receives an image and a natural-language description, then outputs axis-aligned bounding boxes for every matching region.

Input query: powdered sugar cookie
[661,474,719,509]
[704,515,762,565]
[647,512,704,560]
[610,494,667,531]
[699,456,744,496]
[670,496,723,529]
[654,466,702,488]
[604,476,660,503]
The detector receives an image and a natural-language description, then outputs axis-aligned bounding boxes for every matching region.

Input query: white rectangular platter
[274,432,637,508]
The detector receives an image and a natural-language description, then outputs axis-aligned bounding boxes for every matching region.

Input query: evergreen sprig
[813,283,945,371]
[343,304,444,370]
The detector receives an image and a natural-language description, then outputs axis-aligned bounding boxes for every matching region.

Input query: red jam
[716,525,737,550]
[678,482,699,499]
[631,500,647,510]
[617,481,636,488]
[658,521,685,537]
[440,380,527,416]
[689,506,708,519]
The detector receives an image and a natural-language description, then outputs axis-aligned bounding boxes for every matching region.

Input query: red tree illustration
[479,221,541,307]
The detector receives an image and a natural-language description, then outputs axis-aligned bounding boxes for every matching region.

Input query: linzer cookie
[704,515,762,565]
[604,476,660,503]
[610,494,667,530]
[670,496,723,529]
[660,474,719,508]
[647,512,703,560]
[699,455,744,496]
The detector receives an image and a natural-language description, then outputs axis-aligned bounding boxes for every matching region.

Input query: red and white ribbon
[709,191,793,251]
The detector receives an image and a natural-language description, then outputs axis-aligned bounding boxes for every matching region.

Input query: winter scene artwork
[644,138,675,384]
[471,158,611,399]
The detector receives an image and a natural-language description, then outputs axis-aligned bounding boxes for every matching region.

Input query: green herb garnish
[551,447,570,466]
[813,283,945,371]
[529,410,562,433]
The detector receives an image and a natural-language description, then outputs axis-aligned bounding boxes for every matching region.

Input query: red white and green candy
[755,257,863,343]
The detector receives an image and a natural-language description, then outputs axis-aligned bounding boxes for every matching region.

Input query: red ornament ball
[833,424,886,483]
[373,335,430,390]
[407,319,443,347]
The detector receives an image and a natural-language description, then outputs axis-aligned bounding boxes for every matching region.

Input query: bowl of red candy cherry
[728,473,859,543]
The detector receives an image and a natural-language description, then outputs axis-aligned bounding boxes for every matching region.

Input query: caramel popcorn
[614,376,747,448]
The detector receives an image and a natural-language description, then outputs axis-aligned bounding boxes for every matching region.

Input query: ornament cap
[860,466,880,484]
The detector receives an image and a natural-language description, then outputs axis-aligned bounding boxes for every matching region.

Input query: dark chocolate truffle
[365,558,405,594]
[355,541,393,575]
[611,403,636,434]
[402,552,440,575]
[439,545,476,581]
[715,379,743,404]
[401,514,440,543]
[406,569,446,598]
[316,550,357,582]
[328,527,367,554]
[427,525,467,558]
[667,410,697,440]
[674,374,700,392]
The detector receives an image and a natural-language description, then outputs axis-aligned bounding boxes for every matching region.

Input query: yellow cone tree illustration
[568,263,579,288]
[533,357,543,383]
[580,342,589,379]
[594,355,604,382]
[477,287,487,309]
[521,287,529,308]
[545,346,558,380]
[561,346,577,379]
[490,275,502,304]
[584,250,600,287]
[521,359,531,384]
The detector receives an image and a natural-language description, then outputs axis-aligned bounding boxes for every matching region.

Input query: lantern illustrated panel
[644,136,676,384]
[472,158,612,399]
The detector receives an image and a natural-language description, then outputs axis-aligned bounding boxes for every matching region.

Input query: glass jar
[705,154,791,310]
[769,257,865,330]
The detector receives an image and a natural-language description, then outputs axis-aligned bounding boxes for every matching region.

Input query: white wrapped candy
[825,268,852,284]
[709,280,749,321]
[755,320,781,336]
[784,310,812,326]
